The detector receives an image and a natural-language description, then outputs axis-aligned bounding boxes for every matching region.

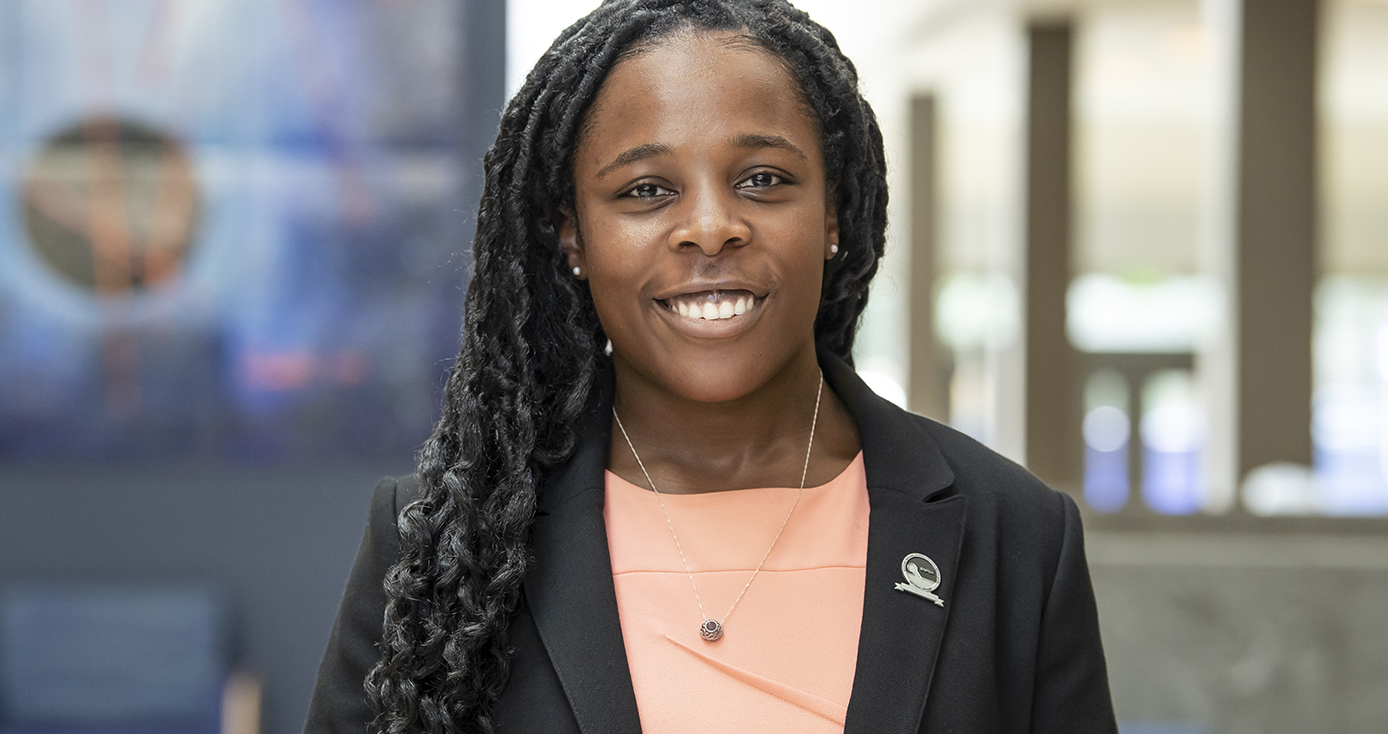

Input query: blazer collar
[818,345,954,501]
[524,366,643,734]
[525,351,965,734]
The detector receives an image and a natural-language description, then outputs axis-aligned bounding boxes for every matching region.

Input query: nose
[668,182,750,256]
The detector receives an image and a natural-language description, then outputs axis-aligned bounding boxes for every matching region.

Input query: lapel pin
[895,553,945,607]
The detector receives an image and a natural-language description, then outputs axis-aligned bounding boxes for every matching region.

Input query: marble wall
[1091,532,1388,734]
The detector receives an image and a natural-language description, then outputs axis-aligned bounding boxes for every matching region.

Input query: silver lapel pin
[895,553,945,607]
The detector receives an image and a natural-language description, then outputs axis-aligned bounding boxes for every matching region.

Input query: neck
[608,344,860,494]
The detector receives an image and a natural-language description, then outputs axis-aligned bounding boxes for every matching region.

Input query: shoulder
[899,410,1079,573]
[370,474,425,520]
[362,474,426,562]
[304,473,426,732]
[887,419,1115,731]
[919,415,1070,515]
[377,472,424,504]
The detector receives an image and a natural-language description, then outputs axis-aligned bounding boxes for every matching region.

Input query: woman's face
[560,30,838,404]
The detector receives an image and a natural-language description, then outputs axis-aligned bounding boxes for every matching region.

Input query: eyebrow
[729,133,807,161]
[594,134,808,180]
[596,143,674,179]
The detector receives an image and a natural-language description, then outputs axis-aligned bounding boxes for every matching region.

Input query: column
[909,94,950,421]
[1234,0,1318,478]
[1024,22,1081,490]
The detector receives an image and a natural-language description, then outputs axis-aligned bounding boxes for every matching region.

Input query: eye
[736,171,784,190]
[625,182,676,199]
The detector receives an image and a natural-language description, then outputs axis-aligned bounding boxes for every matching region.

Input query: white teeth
[666,293,757,320]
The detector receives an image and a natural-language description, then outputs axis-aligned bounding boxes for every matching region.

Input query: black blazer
[305,352,1118,733]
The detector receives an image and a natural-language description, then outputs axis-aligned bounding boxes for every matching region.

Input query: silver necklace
[612,374,824,642]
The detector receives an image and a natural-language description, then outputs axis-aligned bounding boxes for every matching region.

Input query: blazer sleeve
[1031,492,1119,734]
[304,477,402,734]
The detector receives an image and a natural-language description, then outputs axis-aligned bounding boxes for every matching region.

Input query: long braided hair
[365,1,888,731]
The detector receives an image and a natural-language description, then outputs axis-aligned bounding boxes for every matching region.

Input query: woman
[306,1,1118,732]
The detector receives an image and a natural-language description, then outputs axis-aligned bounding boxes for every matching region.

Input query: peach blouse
[602,452,869,733]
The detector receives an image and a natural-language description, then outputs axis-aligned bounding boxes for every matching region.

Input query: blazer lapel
[821,351,966,734]
[845,491,966,733]
[523,369,643,734]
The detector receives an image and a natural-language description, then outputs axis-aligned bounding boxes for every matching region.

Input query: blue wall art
[0,0,487,460]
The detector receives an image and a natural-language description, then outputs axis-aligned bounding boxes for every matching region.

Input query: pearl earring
[830,243,839,255]
[572,266,581,276]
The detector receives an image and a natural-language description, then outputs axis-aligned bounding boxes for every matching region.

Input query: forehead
[577,31,821,162]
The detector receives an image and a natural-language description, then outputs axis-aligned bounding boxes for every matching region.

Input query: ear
[824,205,840,260]
[555,207,587,279]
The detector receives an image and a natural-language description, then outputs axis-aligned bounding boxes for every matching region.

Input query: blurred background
[0,0,1383,732]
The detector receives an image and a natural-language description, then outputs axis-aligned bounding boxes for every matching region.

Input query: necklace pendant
[699,619,724,642]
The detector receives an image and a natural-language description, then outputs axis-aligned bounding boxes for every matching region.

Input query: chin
[654,354,780,405]
[674,380,764,405]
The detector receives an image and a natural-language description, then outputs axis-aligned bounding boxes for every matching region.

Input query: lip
[651,280,771,301]
[649,284,771,340]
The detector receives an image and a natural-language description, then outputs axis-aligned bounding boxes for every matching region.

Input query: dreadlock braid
[365,1,888,731]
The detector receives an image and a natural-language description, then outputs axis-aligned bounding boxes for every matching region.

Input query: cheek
[578,198,666,265]
[783,228,831,328]
[785,257,825,323]
[583,230,656,300]
[579,222,658,336]
[773,213,830,281]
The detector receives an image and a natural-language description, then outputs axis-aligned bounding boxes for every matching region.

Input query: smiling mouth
[658,289,762,321]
